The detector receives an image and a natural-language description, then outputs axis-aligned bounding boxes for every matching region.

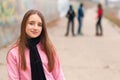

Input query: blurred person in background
[77,3,84,35]
[65,5,76,36]
[7,9,65,80]
[96,3,103,36]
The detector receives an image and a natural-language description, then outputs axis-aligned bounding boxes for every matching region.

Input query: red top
[97,8,102,18]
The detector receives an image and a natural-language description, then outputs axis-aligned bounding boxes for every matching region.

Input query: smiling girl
[6,9,65,80]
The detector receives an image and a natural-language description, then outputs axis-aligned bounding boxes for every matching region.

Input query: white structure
[92,0,120,5]
[118,10,120,19]
[58,0,70,17]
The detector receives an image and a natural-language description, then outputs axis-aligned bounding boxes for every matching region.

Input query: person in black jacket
[65,5,75,36]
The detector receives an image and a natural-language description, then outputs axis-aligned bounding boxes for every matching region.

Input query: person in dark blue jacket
[65,5,75,36]
[77,3,84,35]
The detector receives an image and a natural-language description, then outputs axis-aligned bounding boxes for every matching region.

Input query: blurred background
[0,0,120,48]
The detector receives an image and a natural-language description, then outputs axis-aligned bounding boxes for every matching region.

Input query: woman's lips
[31,31,38,34]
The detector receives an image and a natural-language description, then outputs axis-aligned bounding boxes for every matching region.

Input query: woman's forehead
[28,14,42,22]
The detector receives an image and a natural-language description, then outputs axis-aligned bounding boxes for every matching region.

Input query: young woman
[7,9,65,80]
[96,3,103,36]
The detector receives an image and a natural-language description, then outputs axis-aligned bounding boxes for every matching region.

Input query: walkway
[48,7,120,80]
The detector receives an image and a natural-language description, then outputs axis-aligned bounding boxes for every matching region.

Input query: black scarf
[27,36,46,80]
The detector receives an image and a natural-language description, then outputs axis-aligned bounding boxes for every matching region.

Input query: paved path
[1,7,120,80]
[48,7,120,80]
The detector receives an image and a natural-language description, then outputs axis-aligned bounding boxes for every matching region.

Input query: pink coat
[7,43,65,80]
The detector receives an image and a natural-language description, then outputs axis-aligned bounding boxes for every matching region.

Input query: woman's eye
[29,22,34,25]
[38,23,42,27]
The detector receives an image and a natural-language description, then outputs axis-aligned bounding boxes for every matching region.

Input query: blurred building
[0,0,69,48]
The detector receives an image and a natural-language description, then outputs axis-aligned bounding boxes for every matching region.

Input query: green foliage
[104,9,120,27]
[0,0,15,26]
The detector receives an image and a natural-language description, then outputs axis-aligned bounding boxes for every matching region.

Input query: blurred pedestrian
[65,5,75,36]
[7,9,65,80]
[77,3,84,35]
[96,3,103,36]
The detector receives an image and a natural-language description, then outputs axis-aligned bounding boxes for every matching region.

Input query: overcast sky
[109,0,120,1]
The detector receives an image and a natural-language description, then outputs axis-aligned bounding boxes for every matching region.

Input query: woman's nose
[34,24,38,29]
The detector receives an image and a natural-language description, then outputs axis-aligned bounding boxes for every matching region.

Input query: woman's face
[26,14,42,38]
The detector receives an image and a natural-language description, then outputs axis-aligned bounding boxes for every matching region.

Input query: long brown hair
[98,3,102,9]
[18,9,55,72]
